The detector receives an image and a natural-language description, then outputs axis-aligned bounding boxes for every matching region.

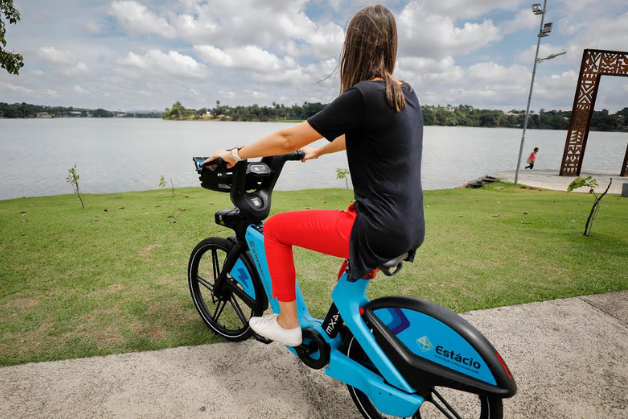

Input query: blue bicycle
[189,153,516,419]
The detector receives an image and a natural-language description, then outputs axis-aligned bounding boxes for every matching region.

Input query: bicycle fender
[364,296,517,398]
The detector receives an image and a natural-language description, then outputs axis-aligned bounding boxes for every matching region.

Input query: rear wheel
[343,334,503,419]
[188,237,261,341]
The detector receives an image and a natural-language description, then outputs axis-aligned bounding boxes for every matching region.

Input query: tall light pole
[514,1,552,185]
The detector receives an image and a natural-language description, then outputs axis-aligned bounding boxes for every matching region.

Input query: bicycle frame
[244,224,425,417]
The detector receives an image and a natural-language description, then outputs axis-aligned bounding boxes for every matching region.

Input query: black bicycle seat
[379,253,408,277]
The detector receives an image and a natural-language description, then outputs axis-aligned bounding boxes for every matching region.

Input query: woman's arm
[301,135,346,162]
[203,121,323,167]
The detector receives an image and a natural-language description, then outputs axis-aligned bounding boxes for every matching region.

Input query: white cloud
[109,0,343,60]
[396,56,465,87]
[74,85,90,95]
[116,50,208,79]
[86,21,102,34]
[1,82,34,94]
[63,62,89,77]
[194,45,338,85]
[567,12,628,54]
[45,89,58,96]
[38,47,77,65]
[37,47,89,77]
[109,1,176,38]
[194,45,297,73]
[397,2,503,59]
[30,70,46,76]
[467,62,529,82]
[421,0,522,20]
[501,7,540,35]
[305,22,345,58]
[244,90,267,99]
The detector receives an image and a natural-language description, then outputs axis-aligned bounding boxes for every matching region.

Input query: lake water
[0,118,626,200]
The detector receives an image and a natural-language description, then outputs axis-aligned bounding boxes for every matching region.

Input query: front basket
[193,157,233,193]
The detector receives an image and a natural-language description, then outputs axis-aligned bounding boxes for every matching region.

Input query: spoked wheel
[343,334,503,419]
[188,237,261,341]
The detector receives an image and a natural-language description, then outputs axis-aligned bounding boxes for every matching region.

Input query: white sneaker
[249,314,302,347]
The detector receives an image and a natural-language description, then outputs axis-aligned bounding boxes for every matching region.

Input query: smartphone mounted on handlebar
[193,150,304,222]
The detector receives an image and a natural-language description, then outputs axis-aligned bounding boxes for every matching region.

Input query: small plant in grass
[336,168,350,189]
[567,176,613,236]
[66,165,84,208]
[159,175,175,197]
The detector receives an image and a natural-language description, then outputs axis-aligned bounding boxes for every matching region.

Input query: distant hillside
[0,102,163,119]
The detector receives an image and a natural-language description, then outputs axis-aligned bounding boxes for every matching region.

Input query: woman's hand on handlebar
[300,147,319,163]
[202,149,237,168]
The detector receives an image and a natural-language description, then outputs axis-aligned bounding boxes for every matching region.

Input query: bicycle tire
[343,333,503,419]
[188,237,262,341]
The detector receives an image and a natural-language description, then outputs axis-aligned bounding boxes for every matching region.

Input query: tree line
[163,101,628,131]
[3,100,627,132]
[0,102,162,118]
[162,100,326,122]
[422,105,628,131]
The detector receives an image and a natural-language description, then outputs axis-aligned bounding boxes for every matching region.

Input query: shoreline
[3,170,626,203]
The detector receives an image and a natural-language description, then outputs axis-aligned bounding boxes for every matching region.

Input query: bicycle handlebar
[195,150,305,222]
[230,150,304,221]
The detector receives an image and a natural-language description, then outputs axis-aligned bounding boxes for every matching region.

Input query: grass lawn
[1,182,627,366]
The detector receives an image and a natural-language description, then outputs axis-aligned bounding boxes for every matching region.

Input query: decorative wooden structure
[560,49,628,177]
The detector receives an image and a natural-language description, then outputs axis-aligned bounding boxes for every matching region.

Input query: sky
[1,0,628,113]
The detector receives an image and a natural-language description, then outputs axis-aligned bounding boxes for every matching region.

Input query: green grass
[1,182,627,366]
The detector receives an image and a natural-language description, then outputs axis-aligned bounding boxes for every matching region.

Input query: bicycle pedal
[252,332,273,344]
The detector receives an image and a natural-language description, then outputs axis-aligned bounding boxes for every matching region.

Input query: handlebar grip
[203,157,225,170]
[286,150,305,161]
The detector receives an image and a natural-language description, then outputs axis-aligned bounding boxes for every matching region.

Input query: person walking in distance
[525,147,539,169]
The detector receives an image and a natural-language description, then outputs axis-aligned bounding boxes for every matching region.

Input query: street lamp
[537,51,566,63]
[539,22,553,37]
[514,0,555,185]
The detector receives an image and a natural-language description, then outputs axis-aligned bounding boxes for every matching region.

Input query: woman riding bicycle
[204,4,425,347]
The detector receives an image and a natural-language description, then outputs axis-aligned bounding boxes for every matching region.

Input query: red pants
[264,205,357,302]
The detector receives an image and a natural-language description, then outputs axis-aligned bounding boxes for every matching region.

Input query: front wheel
[343,333,503,419]
[188,237,261,341]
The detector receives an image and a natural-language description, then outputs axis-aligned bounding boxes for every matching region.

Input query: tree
[66,165,85,209]
[567,176,613,237]
[93,108,114,118]
[336,168,350,189]
[1,0,24,75]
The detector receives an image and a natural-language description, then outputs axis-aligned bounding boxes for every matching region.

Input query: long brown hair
[339,5,405,111]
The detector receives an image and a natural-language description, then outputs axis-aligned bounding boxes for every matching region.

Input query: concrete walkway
[1,291,627,419]
[490,169,626,195]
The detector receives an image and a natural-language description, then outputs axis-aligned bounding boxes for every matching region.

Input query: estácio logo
[416,336,433,352]
[436,346,482,370]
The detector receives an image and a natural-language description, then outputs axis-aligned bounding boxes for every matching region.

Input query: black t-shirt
[308,80,425,280]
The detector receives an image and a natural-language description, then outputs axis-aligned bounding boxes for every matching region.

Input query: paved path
[490,169,626,195]
[1,291,627,419]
